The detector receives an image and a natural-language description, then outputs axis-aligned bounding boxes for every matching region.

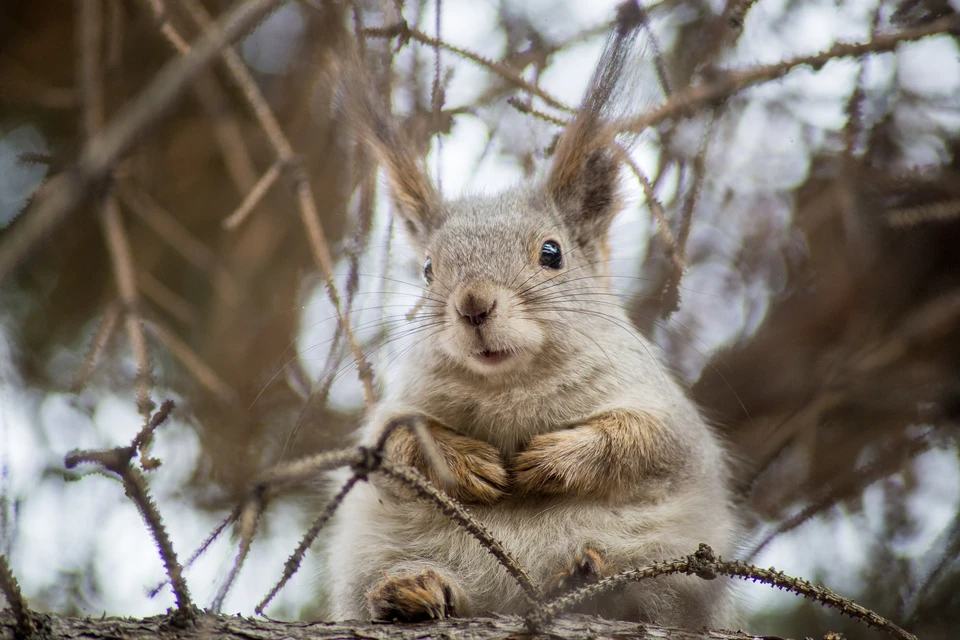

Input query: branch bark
[0,610,784,640]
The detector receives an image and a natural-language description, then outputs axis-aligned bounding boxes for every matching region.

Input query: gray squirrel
[324,0,738,627]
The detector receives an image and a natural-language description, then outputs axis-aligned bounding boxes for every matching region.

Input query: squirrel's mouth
[472,349,512,366]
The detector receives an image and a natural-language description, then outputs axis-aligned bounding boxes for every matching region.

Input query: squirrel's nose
[456,292,497,327]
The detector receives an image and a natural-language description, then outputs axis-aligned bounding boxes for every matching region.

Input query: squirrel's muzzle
[455,283,498,327]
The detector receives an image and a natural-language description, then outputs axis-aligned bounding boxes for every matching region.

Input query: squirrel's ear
[547,134,621,248]
[338,56,441,239]
[546,0,644,247]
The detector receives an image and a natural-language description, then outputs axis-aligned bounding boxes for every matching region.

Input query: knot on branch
[615,1,644,35]
[394,20,412,50]
[686,543,717,580]
[352,445,383,480]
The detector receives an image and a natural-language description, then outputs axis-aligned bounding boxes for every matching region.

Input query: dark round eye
[422,257,433,285]
[539,240,563,269]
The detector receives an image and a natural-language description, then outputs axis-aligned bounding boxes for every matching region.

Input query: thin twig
[137,269,198,326]
[222,159,284,229]
[378,459,542,606]
[506,96,567,126]
[136,0,259,194]
[0,551,34,638]
[616,146,685,273]
[102,200,155,417]
[144,318,238,404]
[212,491,264,612]
[115,181,242,304]
[64,403,194,617]
[621,14,960,133]
[72,302,123,392]
[210,449,366,607]
[531,544,917,640]
[79,0,155,418]
[660,109,717,318]
[181,0,376,408]
[362,23,573,114]
[148,506,242,598]
[887,199,960,227]
[255,475,361,614]
[0,0,281,281]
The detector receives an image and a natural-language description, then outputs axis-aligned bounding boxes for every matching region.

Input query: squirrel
[324,0,738,628]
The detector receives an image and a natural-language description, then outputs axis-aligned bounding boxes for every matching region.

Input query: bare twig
[532,544,917,640]
[136,0,259,194]
[362,23,573,114]
[255,475,361,614]
[102,200,156,417]
[79,0,154,418]
[64,402,194,618]
[887,199,960,227]
[378,459,542,605]
[144,318,238,405]
[211,491,264,612]
[0,551,34,638]
[115,181,242,304]
[622,14,960,133]
[148,507,242,599]
[617,146,685,273]
[181,0,376,408]
[222,160,284,230]
[72,302,123,392]
[0,0,281,282]
[661,109,717,318]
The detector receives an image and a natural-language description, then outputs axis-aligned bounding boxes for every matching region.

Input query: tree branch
[0,610,782,640]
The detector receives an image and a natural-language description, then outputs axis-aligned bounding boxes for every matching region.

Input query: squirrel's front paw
[511,427,608,497]
[383,419,508,505]
[438,437,509,504]
[367,568,461,621]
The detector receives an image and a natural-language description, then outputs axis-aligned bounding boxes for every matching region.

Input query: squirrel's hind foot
[545,547,609,597]
[366,568,461,622]
[545,547,626,618]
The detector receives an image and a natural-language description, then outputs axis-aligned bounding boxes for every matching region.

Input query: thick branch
[0,610,781,640]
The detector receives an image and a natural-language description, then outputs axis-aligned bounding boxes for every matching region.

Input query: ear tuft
[336,51,440,239]
[546,0,643,247]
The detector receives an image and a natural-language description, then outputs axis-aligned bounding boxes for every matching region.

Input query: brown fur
[337,55,440,237]
[511,409,685,500]
[378,417,508,505]
[367,568,463,621]
[325,2,738,627]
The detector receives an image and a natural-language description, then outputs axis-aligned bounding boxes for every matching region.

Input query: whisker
[520,305,668,386]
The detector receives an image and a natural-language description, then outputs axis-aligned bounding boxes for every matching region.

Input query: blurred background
[1,0,959,637]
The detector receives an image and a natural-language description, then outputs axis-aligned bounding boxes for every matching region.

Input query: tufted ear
[546,1,644,248]
[339,53,441,241]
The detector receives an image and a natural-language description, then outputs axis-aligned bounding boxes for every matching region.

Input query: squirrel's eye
[422,257,433,285]
[539,241,563,269]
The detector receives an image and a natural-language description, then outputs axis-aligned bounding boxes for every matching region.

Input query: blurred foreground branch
[0,0,281,281]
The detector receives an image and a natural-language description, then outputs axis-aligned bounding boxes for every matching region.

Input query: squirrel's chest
[421,378,606,454]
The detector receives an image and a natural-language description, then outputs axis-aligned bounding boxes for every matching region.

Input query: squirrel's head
[345,1,642,377]
[403,155,620,376]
